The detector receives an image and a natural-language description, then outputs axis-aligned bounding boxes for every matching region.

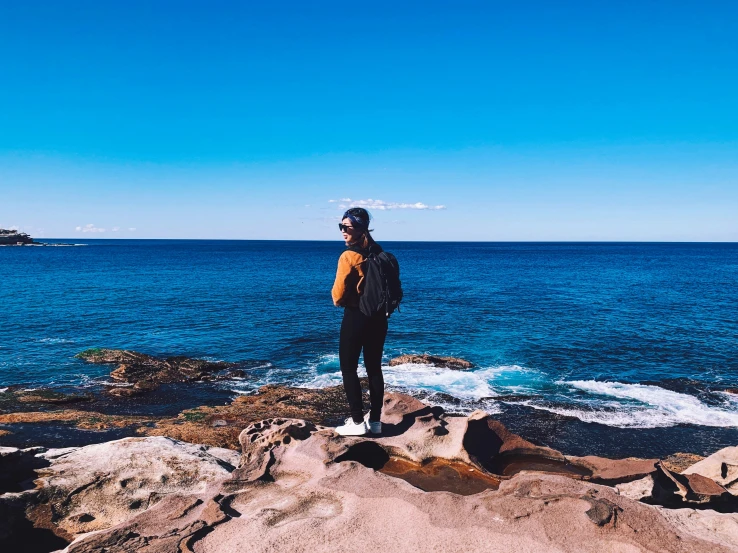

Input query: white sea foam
[717,391,738,405]
[524,380,738,429]
[38,338,76,344]
[382,363,498,399]
[299,362,536,399]
[224,353,738,430]
[0,387,8,393]
[403,390,504,416]
[249,362,274,370]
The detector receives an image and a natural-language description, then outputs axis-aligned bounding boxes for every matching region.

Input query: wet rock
[0,409,155,431]
[388,354,473,370]
[16,389,92,405]
[222,368,247,379]
[487,394,540,402]
[377,456,502,495]
[104,385,144,398]
[76,348,240,392]
[0,388,92,412]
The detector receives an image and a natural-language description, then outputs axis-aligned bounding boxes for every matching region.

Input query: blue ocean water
[2,240,738,443]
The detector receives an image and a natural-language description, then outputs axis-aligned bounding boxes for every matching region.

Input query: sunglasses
[338,223,356,232]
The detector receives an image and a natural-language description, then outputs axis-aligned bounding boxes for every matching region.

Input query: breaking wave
[299,362,537,399]
[523,380,738,429]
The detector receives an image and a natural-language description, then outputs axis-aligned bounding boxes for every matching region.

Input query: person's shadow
[378,405,447,438]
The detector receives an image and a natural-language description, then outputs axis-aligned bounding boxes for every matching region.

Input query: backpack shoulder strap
[348,245,376,260]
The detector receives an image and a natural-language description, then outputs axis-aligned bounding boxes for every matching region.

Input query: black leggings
[339,307,388,423]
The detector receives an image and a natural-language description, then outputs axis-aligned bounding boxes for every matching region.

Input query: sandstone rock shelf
[3,392,738,552]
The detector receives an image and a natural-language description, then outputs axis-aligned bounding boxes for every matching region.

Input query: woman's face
[340,218,361,245]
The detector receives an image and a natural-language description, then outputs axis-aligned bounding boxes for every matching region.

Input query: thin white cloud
[76,224,106,233]
[128,228,136,231]
[112,227,120,232]
[330,198,446,211]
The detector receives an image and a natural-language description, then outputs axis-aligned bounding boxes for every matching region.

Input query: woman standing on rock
[331,207,386,436]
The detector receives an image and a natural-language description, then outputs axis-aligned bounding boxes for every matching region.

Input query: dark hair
[342,207,374,249]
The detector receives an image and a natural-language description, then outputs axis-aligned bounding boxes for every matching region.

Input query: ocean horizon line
[34,238,738,244]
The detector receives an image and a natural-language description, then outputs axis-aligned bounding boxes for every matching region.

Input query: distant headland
[0,229,34,245]
[0,229,82,247]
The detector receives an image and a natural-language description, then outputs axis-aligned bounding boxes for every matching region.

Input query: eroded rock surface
[4,392,738,553]
[31,437,239,538]
[56,398,738,553]
[682,446,738,493]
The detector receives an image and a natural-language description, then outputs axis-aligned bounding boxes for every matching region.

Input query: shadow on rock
[380,406,446,438]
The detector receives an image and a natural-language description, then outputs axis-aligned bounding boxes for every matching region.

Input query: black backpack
[350,245,403,318]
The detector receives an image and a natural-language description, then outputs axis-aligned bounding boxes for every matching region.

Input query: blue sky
[1,1,736,240]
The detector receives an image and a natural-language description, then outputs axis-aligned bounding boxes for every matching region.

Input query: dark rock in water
[487,394,540,402]
[76,348,240,392]
[0,388,92,414]
[388,354,473,370]
[103,386,144,398]
[16,389,92,405]
[0,423,142,450]
[221,368,247,379]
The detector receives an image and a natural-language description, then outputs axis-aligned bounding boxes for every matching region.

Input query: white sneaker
[364,413,382,435]
[335,417,368,436]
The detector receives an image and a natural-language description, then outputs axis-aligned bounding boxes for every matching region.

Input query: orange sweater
[331,250,366,307]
